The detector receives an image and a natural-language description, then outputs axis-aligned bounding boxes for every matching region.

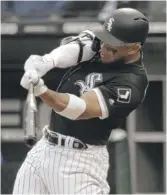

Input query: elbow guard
[60,36,78,46]
[79,30,101,52]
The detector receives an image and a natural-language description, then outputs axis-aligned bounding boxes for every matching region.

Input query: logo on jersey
[117,88,131,103]
[109,99,114,106]
[75,73,102,95]
[106,18,114,32]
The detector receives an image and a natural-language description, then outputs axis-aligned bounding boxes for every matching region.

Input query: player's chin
[100,57,116,64]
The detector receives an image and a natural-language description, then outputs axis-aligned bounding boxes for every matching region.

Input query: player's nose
[99,43,104,53]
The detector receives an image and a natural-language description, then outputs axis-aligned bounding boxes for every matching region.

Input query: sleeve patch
[117,88,131,103]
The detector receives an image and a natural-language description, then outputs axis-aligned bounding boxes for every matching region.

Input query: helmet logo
[107,18,114,32]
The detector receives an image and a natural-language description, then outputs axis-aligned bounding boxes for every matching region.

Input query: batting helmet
[94,8,149,46]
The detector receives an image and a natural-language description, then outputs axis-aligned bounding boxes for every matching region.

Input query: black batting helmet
[94,8,149,46]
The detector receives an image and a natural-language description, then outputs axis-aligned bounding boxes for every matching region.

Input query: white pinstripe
[13,128,110,194]
[68,137,75,148]
[65,136,71,148]
[13,161,48,194]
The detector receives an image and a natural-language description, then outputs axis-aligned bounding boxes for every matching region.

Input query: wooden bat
[24,81,38,148]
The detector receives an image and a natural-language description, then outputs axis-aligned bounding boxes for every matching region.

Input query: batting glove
[20,70,48,96]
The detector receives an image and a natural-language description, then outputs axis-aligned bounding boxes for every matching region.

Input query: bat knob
[24,136,37,148]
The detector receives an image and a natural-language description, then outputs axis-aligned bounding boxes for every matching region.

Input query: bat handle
[29,80,34,94]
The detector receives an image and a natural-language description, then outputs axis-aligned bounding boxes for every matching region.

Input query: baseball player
[13,8,149,194]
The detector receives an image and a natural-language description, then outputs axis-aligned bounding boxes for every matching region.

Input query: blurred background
[1,0,166,194]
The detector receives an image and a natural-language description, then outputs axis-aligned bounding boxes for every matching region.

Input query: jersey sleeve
[92,79,142,119]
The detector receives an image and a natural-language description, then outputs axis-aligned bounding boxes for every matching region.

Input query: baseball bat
[24,81,38,148]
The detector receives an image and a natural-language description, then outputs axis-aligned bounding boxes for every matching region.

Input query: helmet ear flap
[92,37,101,52]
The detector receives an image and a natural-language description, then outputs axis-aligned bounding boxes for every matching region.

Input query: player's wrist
[34,78,48,96]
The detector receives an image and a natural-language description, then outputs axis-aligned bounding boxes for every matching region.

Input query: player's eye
[101,42,118,53]
[110,47,118,53]
[106,45,118,53]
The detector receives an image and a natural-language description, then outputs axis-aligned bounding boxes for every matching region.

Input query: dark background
[1,1,166,194]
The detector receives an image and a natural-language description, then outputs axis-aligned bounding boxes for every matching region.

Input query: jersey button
[68,78,70,81]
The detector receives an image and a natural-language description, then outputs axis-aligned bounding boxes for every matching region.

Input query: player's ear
[127,44,141,55]
[127,49,136,55]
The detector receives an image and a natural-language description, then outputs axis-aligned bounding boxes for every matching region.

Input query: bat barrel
[24,81,38,148]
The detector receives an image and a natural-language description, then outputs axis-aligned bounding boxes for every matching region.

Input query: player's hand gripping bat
[24,81,38,148]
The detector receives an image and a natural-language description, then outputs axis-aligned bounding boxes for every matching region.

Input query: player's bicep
[92,84,141,120]
[78,90,103,119]
[78,83,141,120]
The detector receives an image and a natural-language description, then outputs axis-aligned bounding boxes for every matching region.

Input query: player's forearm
[39,87,103,120]
[22,72,102,120]
[40,89,70,112]
[39,88,93,120]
